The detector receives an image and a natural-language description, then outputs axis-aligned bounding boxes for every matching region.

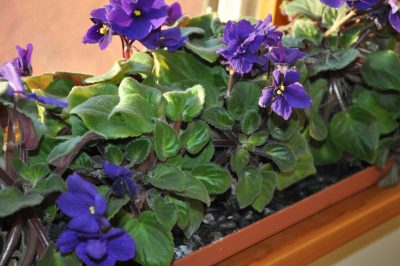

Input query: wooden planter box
[173,161,394,266]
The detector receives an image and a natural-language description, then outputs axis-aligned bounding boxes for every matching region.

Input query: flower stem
[324,10,356,37]
[226,68,235,97]
[0,215,22,266]
[331,83,347,111]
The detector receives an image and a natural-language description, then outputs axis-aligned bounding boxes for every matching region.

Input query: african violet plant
[0,0,399,265]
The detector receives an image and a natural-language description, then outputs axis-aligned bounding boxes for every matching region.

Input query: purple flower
[141,27,187,51]
[269,43,306,65]
[56,228,135,266]
[389,0,400,32]
[320,0,379,9]
[166,2,182,25]
[0,62,68,108]
[56,174,110,233]
[218,16,282,74]
[11,44,33,77]
[102,161,139,198]
[253,15,282,47]
[218,20,264,74]
[107,0,168,40]
[259,69,312,120]
[83,7,113,50]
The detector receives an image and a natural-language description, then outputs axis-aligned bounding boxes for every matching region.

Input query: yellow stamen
[133,10,142,17]
[277,90,283,95]
[99,25,109,35]
[280,85,285,91]
[89,206,95,215]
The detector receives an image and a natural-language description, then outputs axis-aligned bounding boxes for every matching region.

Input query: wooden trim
[256,0,288,25]
[217,184,400,266]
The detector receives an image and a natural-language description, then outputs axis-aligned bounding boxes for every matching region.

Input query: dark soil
[173,160,366,259]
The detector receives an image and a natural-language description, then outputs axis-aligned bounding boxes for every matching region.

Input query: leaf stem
[324,10,356,37]
[226,68,236,97]
[331,82,347,111]
[0,215,22,266]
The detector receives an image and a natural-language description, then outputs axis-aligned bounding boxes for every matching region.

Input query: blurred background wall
[0,0,209,75]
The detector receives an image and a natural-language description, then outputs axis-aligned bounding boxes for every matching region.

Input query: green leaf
[163,85,206,122]
[268,113,299,141]
[307,79,328,111]
[183,199,204,238]
[375,137,400,167]
[153,120,180,161]
[293,18,323,45]
[184,13,224,63]
[32,174,66,195]
[310,137,342,165]
[109,94,158,134]
[321,5,347,28]
[176,173,211,206]
[70,152,93,170]
[284,0,324,19]
[192,163,232,194]
[180,121,210,154]
[352,90,397,134]
[227,81,263,118]
[277,133,316,190]
[118,77,162,107]
[361,50,400,90]
[201,107,235,131]
[240,108,262,135]
[230,148,250,173]
[125,137,152,164]
[47,132,101,167]
[167,196,190,230]
[153,195,179,231]
[39,245,81,266]
[308,49,359,76]
[329,105,380,164]
[236,166,263,209]
[0,188,44,217]
[252,167,277,212]
[152,50,227,107]
[84,52,154,84]
[20,163,50,187]
[147,165,187,192]
[263,143,297,172]
[309,111,328,141]
[70,95,142,139]
[181,143,215,170]
[123,211,174,266]
[107,194,130,220]
[104,144,123,165]
[65,83,118,114]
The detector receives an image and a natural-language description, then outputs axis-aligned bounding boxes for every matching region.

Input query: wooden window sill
[217,184,400,266]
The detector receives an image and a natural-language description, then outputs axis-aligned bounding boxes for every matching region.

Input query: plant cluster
[0,0,399,265]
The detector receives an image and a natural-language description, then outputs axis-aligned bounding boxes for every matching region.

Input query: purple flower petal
[271,96,292,120]
[107,5,132,27]
[102,161,134,180]
[56,191,94,217]
[66,174,98,197]
[347,0,379,10]
[0,62,25,93]
[76,243,116,266]
[166,2,182,25]
[91,8,107,21]
[320,0,346,8]
[56,230,80,254]
[86,239,108,259]
[272,69,281,86]
[283,69,300,85]
[106,228,136,261]
[82,24,104,44]
[68,214,101,233]
[389,12,400,32]
[285,83,312,108]
[259,87,274,108]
